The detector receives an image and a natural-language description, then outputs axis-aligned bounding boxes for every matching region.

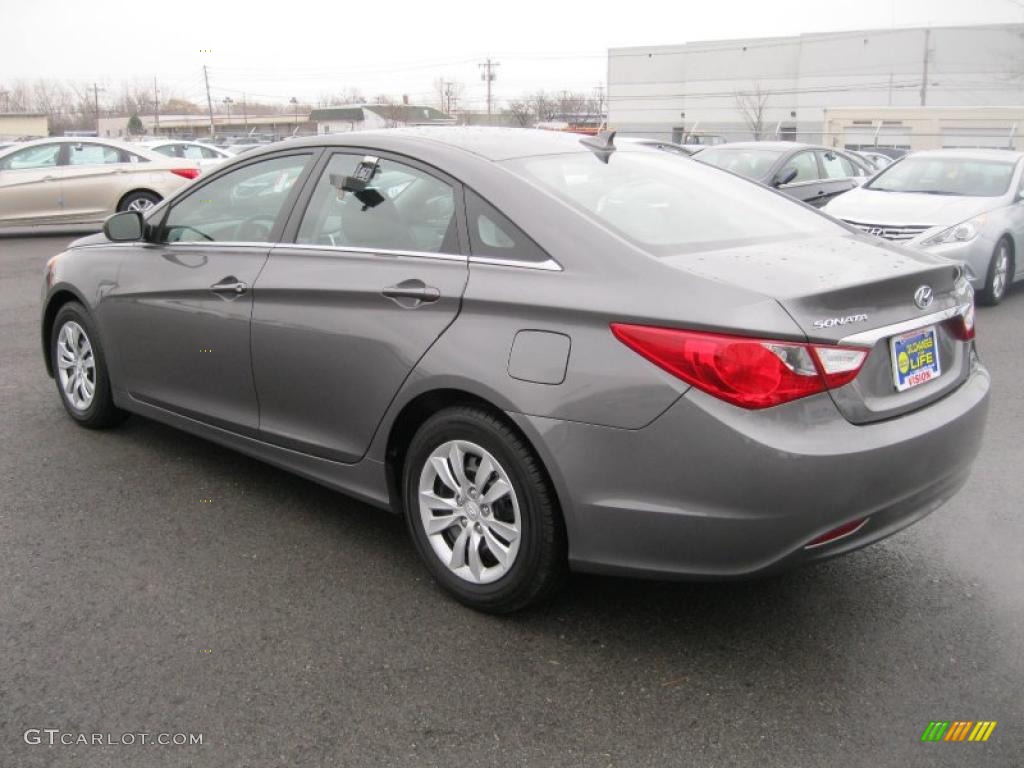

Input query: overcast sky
[3,0,1022,111]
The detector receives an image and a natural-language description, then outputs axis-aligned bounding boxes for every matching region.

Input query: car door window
[182,145,208,161]
[200,146,223,160]
[153,144,181,159]
[779,151,819,185]
[162,154,310,243]
[296,154,457,253]
[68,144,124,165]
[466,190,549,263]
[819,151,855,180]
[0,144,60,170]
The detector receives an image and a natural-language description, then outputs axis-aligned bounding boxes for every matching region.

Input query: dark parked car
[41,128,988,612]
[694,141,871,207]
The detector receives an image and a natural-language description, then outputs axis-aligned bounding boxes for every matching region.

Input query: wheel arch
[116,188,162,212]
[41,287,89,377]
[382,388,565,528]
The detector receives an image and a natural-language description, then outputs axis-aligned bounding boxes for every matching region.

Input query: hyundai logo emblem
[868,227,884,236]
[914,285,934,310]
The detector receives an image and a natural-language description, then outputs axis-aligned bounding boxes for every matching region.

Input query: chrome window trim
[469,255,562,272]
[273,242,467,263]
[839,304,969,347]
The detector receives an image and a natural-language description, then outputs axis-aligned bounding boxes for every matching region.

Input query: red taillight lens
[610,324,867,409]
[171,167,201,180]
[805,517,868,548]
[945,304,975,341]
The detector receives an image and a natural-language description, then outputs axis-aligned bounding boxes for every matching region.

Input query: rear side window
[466,190,549,263]
[296,153,457,253]
[153,145,181,158]
[68,144,124,165]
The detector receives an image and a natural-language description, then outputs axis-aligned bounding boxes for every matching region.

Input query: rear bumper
[509,363,990,579]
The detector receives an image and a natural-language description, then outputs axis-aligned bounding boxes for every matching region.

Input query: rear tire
[979,237,1013,306]
[402,405,566,613]
[50,302,126,429]
[117,190,161,214]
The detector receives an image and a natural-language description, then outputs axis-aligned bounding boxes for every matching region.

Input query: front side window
[509,150,844,255]
[819,151,855,179]
[162,154,310,243]
[867,157,1015,197]
[0,144,60,170]
[779,151,819,184]
[296,154,457,253]
[68,143,123,166]
[182,145,211,160]
[153,145,181,158]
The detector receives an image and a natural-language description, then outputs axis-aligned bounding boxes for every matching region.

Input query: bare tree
[317,87,365,107]
[529,90,557,122]
[734,85,772,140]
[505,99,533,127]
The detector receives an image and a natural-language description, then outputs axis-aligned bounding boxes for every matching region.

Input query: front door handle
[210,277,248,295]
[382,279,440,307]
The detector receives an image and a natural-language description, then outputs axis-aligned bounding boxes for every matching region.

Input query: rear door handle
[210,277,248,295]
[382,279,440,307]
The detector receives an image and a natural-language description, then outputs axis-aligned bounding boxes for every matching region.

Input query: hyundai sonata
[825,149,1024,305]
[40,128,989,612]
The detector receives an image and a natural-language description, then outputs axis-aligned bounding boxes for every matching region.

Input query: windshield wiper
[900,189,961,195]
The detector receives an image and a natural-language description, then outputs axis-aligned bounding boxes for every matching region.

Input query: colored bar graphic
[923,721,997,743]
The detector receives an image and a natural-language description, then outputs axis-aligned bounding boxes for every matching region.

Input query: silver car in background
[825,149,1024,304]
[40,128,989,612]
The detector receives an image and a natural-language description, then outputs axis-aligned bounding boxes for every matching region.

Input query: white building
[607,23,1024,145]
[310,104,454,134]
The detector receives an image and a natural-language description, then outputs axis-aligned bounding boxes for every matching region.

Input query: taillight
[945,304,975,341]
[171,167,201,180]
[610,324,867,409]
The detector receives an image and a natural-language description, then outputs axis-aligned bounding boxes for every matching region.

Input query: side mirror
[774,167,798,187]
[103,211,144,242]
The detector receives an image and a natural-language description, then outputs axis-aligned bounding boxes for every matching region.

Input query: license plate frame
[890,325,941,392]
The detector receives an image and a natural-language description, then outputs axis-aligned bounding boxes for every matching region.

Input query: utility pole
[92,83,104,134]
[920,28,931,106]
[153,77,160,135]
[203,65,215,138]
[0,89,9,112]
[479,57,499,121]
[242,93,248,127]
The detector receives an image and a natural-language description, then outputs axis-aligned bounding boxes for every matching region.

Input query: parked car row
[39,128,989,612]
[636,139,1024,306]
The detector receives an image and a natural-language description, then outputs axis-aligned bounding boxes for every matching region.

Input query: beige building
[0,113,49,140]
[98,113,313,139]
[823,106,1024,152]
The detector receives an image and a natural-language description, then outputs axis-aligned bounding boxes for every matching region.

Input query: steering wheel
[235,215,276,242]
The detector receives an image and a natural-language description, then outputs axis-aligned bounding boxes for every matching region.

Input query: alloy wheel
[127,197,155,212]
[992,243,1010,300]
[56,320,96,411]
[417,439,522,584]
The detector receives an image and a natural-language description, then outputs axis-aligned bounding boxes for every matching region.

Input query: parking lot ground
[1,232,1022,768]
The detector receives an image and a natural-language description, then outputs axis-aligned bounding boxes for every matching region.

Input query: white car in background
[140,140,232,168]
[825,149,1024,305]
[0,137,199,227]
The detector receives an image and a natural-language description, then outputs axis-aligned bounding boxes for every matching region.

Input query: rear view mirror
[103,211,144,242]
[774,167,798,187]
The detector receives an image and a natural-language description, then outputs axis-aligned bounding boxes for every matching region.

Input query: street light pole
[290,96,299,135]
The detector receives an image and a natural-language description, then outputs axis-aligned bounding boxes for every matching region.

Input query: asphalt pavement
[1,232,1022,768]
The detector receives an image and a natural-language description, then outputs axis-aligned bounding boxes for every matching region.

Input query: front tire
[980,237,1013,306]
[50,302,126,429]
[403,406,566,613]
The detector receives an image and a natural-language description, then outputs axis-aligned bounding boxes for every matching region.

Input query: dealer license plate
[890,326,941,392]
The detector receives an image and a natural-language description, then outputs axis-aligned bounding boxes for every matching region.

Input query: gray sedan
[40,128,989,612]
[824,149,1024,305]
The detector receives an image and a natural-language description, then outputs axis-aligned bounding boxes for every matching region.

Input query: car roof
[901,148,1023,162]
[280,127,598,162]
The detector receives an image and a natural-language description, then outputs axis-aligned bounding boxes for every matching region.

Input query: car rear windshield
[691,147,783,180]
[866,156,1016,197]
[507,150,843,255]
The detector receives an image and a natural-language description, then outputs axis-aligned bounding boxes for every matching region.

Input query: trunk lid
[661,233,974,424]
